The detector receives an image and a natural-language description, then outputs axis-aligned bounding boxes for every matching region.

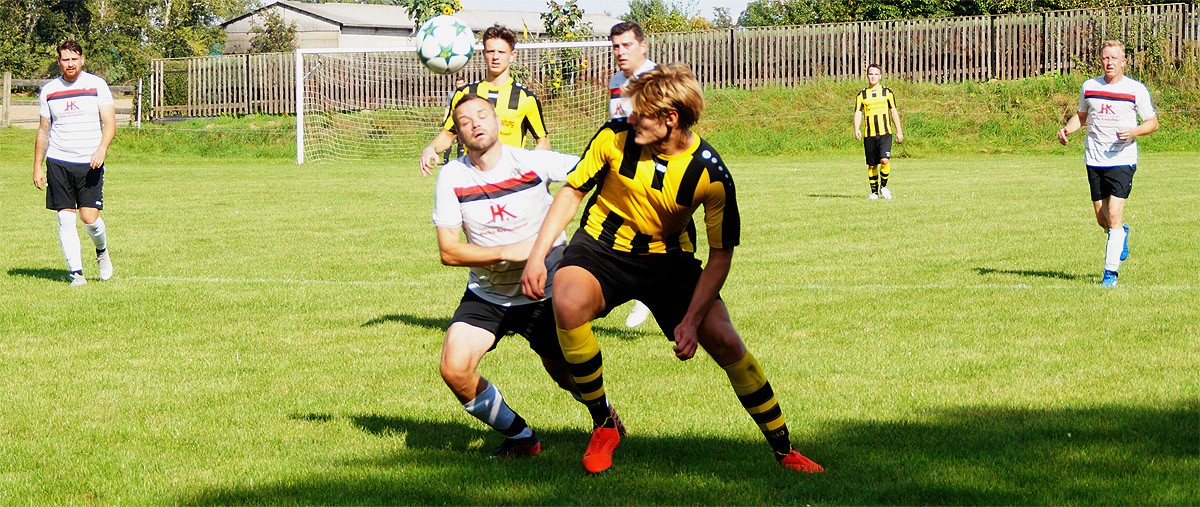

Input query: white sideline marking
[116,276,1196,291]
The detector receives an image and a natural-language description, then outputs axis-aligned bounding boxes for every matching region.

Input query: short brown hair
[481,24,516,50]
[1102,40,1126,55]
[624,63,704,130]
[610,22,644,42]
[57,40,83,57]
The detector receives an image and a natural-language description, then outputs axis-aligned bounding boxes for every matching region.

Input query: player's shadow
[361,313,652,341]
[361,314,449,330]
[8,267,66,282]
[974,267,1082,280]
[185,402,1195,505]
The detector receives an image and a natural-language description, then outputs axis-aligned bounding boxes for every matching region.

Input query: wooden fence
[147,3,1199,120]
[1,72,136,128]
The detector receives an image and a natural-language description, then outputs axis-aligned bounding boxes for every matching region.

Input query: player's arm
[1119,116,1159,141]
[1058,111,1087,145]
[436,226,534,267]
[889,106,904,143]
[526,94,551,150]
[673,246,734,361]
[91,104,116,169]
[853,110,863,141]
[520,185,585,300]
[33,116,50,190]
[420,130,457,176]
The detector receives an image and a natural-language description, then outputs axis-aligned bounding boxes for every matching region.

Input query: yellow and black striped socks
[879,161,891,188]
[722,351,792,455]
[558,322,612,427]
[868,166,880,194]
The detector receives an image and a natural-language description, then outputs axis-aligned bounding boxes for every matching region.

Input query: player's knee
[697,319,745,363]
[879,158,890,165]
[439,358,470,386]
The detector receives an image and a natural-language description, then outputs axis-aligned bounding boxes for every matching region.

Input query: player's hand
[1116,128,1136,142]
[854,130,862,141]
[895,131,905,143]
[419,146,440,176]
[672,320,700,360]
[1057,127,1070,145]
[521,258,548,300]
[32,167,46,190]
[89,147,107,169]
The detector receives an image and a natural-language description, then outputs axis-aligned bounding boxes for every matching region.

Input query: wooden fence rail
[147,3,1198,120]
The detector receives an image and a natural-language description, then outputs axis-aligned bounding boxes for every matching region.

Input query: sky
[457,0,750,20]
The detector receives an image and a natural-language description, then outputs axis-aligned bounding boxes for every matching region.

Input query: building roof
[222,1,622,36]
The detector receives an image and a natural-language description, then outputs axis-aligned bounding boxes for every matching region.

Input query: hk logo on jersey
[488,204,516,223]
[64,101,80,111]
[1098,104,1114,115]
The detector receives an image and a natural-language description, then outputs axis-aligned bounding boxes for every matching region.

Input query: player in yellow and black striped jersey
[419,24,550,175]
[567,120,736,255]
[441,79,547,149]
[520,63,824,475]
[854,63,905,199]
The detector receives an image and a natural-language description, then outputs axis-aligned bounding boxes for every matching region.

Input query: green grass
[1,138,1196,504]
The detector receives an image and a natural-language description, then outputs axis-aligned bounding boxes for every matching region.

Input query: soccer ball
[415,15,475,75]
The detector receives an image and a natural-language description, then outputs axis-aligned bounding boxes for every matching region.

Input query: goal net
[295,41,615,164]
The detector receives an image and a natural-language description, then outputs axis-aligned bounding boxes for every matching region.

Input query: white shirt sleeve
[529,150,580,182]
[96,78,114,107]
[37,86,50,119]
[1135,83,1156,121]
[432,163,464,228]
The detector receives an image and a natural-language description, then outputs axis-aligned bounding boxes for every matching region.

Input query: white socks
[85,216,107,252]
[1105,226,1126,272]
[57,210,83,273]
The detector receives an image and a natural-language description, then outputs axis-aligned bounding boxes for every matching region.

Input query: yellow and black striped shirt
[566,120,739,254]
[443,78,548,148]
[855,84,897,137]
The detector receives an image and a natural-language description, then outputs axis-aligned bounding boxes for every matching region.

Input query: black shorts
[559,230,718,341]
[863,134,893,166]
[1086,164,1136,201]
[46,158,104,211]
[450,290,564,361]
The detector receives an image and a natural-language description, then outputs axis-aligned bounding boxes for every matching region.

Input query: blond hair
[624,63,704,130]
[1102,40,1126,55]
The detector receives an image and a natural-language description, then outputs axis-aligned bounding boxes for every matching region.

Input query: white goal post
[295,40,615,164]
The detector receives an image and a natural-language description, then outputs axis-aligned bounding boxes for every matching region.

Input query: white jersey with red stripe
[1078,75,1155,167]
[608,60,657,119]
[433,145,579,306]
[38,72,114,164]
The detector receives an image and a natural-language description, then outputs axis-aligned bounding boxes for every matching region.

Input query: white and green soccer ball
[415,15,475,75]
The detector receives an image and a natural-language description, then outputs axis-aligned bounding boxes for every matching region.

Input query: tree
[397,0,462,27]
[711,7,735,28]
[622,0,692,32]
[540,0,593,94]
[249,10,297,53]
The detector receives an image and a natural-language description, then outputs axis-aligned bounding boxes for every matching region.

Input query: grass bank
[703,71,1200,156]
[4,72,1196,162]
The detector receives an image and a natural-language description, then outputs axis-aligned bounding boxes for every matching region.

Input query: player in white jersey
[608,22,657,328]
[1058,40,1159,287]
[32,40,116,287]
[432,94,623,458]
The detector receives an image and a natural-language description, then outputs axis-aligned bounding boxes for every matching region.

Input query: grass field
[1,142,1197,504]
